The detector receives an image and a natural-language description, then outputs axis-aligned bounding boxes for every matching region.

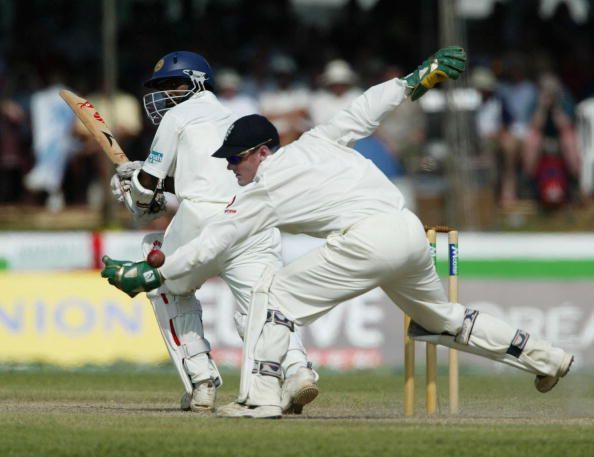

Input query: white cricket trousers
[262,209,566,381]
[270,209,461,330]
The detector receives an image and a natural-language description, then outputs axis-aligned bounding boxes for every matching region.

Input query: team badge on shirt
[148,150,164,164]
[224,196,237,214]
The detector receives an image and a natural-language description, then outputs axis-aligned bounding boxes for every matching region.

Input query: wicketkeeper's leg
[238,214,400,408]
[222,227,314,380]
[379,217,571,378]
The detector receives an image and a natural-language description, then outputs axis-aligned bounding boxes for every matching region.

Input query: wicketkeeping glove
[101,255,163,297]
[404,46,466,101]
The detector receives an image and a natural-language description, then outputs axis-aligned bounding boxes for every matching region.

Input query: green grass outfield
[1,367,593,457]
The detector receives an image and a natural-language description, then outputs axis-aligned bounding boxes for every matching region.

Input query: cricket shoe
[534,353,574,393]
[281,367,319,414]
[216,402,282,419]
[180,379,216,412]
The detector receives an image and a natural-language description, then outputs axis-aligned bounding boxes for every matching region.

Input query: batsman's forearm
[138,169,160,190]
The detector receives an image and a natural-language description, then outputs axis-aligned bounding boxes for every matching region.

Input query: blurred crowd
[1,0,594,222]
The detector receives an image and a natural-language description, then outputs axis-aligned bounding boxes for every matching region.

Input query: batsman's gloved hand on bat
[116,160,144,179]
[110,161,143,203]
[110,174,126,203]
[110,167,167,222]
[404,46,466,101]
[101,255,163,297]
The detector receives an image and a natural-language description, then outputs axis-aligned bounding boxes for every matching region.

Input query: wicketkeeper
[103,47,574,418]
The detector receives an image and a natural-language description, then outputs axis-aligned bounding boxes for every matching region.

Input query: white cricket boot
[281,367,319,414]
[216,402,282,419]
[180,379,216,412]
[534,353,574,393]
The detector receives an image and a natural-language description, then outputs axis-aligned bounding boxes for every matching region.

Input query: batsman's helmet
[143,51,215,125]
[144,51,214,90]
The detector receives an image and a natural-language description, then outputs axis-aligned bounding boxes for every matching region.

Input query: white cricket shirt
[161,78,408,280]
[142,91,238,203]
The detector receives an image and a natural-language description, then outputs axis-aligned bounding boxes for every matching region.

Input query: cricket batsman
[107,50,317,414]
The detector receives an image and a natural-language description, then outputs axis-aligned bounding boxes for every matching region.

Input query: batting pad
[409,313,566,377]
[239,266,292,406]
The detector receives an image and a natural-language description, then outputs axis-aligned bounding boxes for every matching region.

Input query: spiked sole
[535,354,574,393]
[287,385,319,415]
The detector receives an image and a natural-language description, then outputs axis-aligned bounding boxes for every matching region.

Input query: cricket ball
[147,249,165,267]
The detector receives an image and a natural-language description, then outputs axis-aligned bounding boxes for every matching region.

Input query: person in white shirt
[24,79,77,211]
[107,51,317,415]
[217,68,259,118]
[258,55,311,145]
[104,47,574,419]
[308,59,362,126]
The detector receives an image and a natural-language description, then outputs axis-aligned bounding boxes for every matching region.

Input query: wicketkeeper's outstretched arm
[311,46,466,148]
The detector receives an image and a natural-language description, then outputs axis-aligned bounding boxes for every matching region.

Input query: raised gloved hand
[101,255,163,297]
[404,46,466,101]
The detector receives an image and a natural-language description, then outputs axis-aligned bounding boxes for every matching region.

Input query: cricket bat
[59,89,129,165]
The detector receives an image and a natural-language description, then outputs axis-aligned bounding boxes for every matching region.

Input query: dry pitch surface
[1,368,593,457]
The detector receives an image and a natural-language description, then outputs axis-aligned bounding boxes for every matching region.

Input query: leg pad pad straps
[455,308,479,344]
[252,361,283,379]
[506,329,530,358]
[179,338,211,359]
[266,310,294,331]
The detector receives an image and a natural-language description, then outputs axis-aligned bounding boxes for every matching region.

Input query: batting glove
[404,46,466,101]
[116,160,144,179]
[112,160,143,203]
[110,174,126,203]
[101,255,163,297]
[111,171,168,223]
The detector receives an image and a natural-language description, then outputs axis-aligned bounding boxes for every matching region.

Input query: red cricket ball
[147,249,165,267]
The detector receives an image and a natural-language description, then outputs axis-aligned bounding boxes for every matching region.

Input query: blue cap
[212,115,280,158]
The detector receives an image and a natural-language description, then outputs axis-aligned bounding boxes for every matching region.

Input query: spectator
[496,56,539,207]
[469,66,516,207]
[259,55,310,145]
[217,68,259,117]
[576,98,594,199]
[0,98,29,203]
[523,73,580,208]
[23,70,77,211]
[0,59,30,203]
[309,59,362,125]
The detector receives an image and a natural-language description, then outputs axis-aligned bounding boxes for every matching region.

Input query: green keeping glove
[404,46,467,101]
[101,255,163,298]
